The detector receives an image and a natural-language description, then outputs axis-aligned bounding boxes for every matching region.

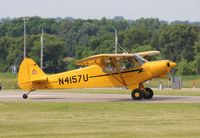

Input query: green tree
[177,59,195,75]
[193,41,200,74]
[153,24,197,62]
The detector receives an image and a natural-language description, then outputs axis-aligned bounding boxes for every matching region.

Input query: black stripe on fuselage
[89,68,144,78]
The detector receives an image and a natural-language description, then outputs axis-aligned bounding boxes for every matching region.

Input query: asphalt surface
[0,90,200,103]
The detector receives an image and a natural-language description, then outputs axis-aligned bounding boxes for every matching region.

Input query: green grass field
[0,72,18,89]
[1,73,200,138]
[0,102,200,138]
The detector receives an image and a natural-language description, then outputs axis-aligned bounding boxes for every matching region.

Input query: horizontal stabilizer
[31,76,48,83]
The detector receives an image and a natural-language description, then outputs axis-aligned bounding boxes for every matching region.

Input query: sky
[0,0,200,21]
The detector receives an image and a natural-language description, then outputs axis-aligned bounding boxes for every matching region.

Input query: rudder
[18,58,46,90]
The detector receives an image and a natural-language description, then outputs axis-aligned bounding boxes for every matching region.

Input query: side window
[117,58,140,71]
[102,58,117,73]
[117,60,131,71]
[103,63,117,73]
[102,57,141,73]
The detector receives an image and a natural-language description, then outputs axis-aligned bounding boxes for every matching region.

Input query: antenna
[114,29,118,54]
[118,44,128,54]
[23,17,27,58]
[114,28,129,54]
[40,28,44,69]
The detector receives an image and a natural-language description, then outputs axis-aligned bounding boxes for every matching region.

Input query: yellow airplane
[18,51,176,100]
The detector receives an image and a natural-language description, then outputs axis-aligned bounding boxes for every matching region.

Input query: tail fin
[18,58,47,90]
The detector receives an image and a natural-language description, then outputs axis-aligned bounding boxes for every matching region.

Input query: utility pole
[40,28,44,69]
[23,17,27,58]
[115,29,118,54]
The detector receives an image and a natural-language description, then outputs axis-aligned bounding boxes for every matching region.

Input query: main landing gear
[22,90,35,99]
[131,87,154,100]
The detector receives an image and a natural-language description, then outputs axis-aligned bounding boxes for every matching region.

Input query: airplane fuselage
[26,60,173,91]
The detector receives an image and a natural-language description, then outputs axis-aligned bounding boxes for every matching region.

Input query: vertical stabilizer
[18,58,46,90]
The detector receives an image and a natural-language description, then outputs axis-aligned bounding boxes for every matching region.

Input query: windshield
[134,54,148,65]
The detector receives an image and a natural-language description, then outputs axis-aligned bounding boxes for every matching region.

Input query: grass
[0,102,200,138]
[0,72,18,89]
[154,89,200,96]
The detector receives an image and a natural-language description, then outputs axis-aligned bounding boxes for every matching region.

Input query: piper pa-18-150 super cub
[18,51,176,100]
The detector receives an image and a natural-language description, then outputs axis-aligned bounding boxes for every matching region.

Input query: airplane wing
[76,54,134,66]
[75,51,160,66]
[136,51,160,58]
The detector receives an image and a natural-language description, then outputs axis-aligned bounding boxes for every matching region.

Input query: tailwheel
[131,88,143,100]
[143,87,154,99]
[23,94,28,99]
[22,89,35,99]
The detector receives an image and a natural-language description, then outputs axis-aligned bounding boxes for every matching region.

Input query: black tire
[23,94,28,99]
[143,87,154,99]
[131,88,143,100]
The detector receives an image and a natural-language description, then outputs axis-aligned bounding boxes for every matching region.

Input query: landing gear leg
[139,83,154,99]
[143,87,154,99]
[22,90,35,99]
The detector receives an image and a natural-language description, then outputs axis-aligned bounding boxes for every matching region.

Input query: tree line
[0,16,200,75]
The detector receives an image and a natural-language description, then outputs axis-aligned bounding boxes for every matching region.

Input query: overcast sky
[1,0,200,21]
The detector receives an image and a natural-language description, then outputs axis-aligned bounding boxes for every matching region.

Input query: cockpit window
[102,57,142,73]
[117,58,140,71]
[103,63,117,73]
[134,54,148,65]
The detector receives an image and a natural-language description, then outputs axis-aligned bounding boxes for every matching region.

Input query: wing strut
[111,57,127,87]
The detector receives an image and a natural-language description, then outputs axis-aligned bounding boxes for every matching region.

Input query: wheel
[23,94,28,99]
[143,87,154,99]
[131,88,143,100]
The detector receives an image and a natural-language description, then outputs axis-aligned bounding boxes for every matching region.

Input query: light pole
[40,28,44,69]
[23,17,28,59]
[114,29,118,54]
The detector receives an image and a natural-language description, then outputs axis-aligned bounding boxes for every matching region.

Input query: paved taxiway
[0,90,200,103]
